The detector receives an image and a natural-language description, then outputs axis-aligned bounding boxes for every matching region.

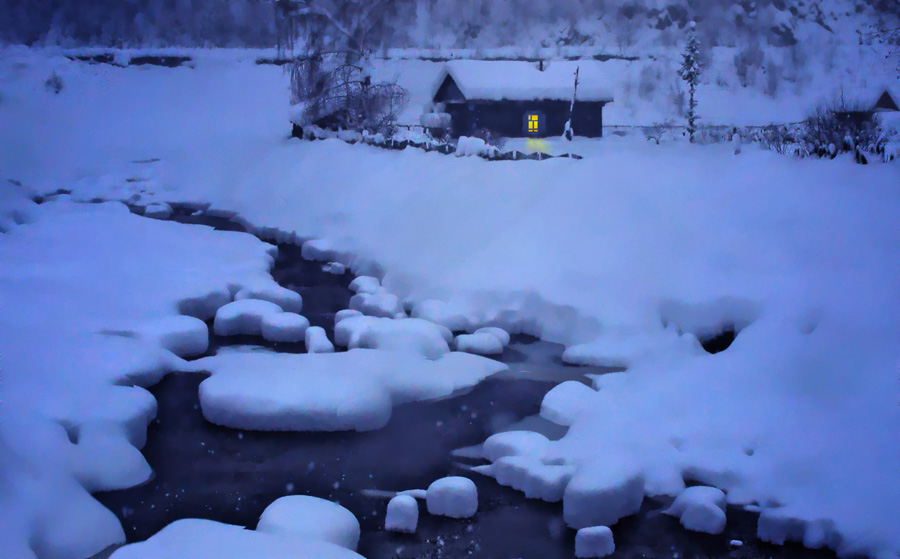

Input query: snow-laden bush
[456,136,498,157]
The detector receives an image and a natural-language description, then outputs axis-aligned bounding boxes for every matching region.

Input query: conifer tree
[679,22,702,143]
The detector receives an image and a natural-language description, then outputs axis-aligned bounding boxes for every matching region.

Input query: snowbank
[426,477,478,519]
[0,200,287,558]
[190,349,507,431]
[334,315,451,358]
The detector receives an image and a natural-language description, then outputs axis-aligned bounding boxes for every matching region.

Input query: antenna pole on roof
[565,66,580,141]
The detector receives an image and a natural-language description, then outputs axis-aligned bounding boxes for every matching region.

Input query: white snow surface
[190,349,507,431]
[256,496,360,550]
[474,326,511,347]
[235,283,303,313]
[0,199,287,558]
[261,312,309,343]
[436,60,614,102]
[213,299,284,337]
[385,495,419,534]
[665,487,728,535]
[109,518,364,559]
[349,275,381,294]
[426,477,479,519]
[305,326,335,354]
[455,332,505,355]
[349,290,406,318]
[334,315,451,358]
[575,526,615,558]
[2,49,899,558]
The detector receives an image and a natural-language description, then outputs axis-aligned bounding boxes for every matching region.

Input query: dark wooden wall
[444,99,606,138]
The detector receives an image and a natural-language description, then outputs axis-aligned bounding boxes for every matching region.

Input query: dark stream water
[93,205,838,559]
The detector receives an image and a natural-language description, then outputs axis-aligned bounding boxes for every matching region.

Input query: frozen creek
[92,206,841,559]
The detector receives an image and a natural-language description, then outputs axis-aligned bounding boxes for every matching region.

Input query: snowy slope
[1,47,899,559]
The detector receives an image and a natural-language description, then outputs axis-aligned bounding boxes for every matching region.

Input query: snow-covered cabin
[430,60,613,139]
[871,88,899,113]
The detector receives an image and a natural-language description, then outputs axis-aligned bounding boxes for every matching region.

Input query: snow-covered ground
[1,48,899,559]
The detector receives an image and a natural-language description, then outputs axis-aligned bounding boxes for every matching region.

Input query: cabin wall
[444,100,605,138]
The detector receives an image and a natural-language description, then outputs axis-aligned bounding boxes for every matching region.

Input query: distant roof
[433,60,614,103]
[872,88,899,112]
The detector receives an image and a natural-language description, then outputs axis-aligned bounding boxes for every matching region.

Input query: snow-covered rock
[305,326,335,354]
[575,526,615,558]
[191,349,506,431]
[474,326,511,347]
[563,460,644,528]
[665,486,727,535]
[109,518,364,559]
[256,496,360,550]
[539,381,598,426]
[385,495,419,534]
[322,262,347,275]
[234,284,303,313]
[134,315,209,358]
[213,299,284,337]
[335,309,364,324]
[142,202,172,219]
[411,300,471,332]
[349,291,405,318]
[334,315,450,359]
[482,431,550,462]
[455,332,504,355]
[349,276,381,294]
[478,456,575,502]
[261,312,309,343]
[426,477,478,518]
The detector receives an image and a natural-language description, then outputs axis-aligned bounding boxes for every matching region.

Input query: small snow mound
[335,315,450,359]
[305,326,335,354]
[349,276,381,294]
[426,477,478,518]
[540,381,597,426]
[665,487,727,534]
[485,456,575,502]
[349,292,405,318]
[213,299,284,337]
[385,495,418,534]
[136,315,209,357]
[261,312,309,343]
[335,309,364,324]
[482,431,550,462]
[257,495,360,550]
[563,460,644,528]
[235,284,302,313]
[322,262,347,274]
[455,332,504,355]
[143,202,172,219]
[575,526,615,558]
[411,300,471,332]
[456,136,494,157]
[474,326,511,347]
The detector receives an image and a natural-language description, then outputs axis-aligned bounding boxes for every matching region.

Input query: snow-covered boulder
[305,326,335,354]
[135,315,209,358]
[540,381,598,426]
[411,300,471,332]
[474,326,511,347]
[349,291,405,318]
[257,496,360,550]
[143,202,172,219]
[234,284,302,313]
[191,349,506,432]
[322,262,347,275]
[349,276,381,294]
[261,312,309,343]
[335,309,363,324]
[665,486,727,535]
[563,460,644,528]
[456,136,494,157]
[334,315,450,359]
[385,495,419,534]
[426,477,478,519]
[482,431,550,462]
[213,299,284,337]
[478,456,575,502]
[575,526,615,558]
[109,518,363,559]
[455,332,504,355]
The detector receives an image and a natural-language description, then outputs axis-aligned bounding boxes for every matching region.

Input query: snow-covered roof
[433,60,614,103]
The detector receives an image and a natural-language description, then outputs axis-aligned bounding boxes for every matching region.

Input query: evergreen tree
[679,21,702,143]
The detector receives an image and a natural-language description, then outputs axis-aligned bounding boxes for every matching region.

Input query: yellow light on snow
[526,138,550,155]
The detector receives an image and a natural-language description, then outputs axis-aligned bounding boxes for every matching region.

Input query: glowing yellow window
[528,114,539,132]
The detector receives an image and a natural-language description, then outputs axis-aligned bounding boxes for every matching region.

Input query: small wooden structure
[430,60,613,138]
